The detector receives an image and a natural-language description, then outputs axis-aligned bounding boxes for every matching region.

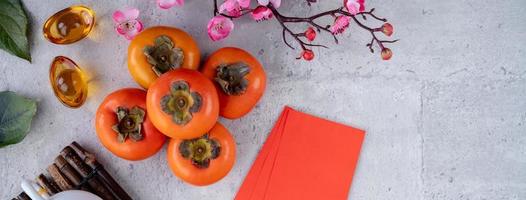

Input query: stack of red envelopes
[236,106,366,200]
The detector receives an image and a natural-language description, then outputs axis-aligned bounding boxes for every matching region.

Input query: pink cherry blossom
[207,16,235,41]
[157,0,184,9]
[113,8,143,40]
[219,0,251,17]
[219,0,242,17]
[251,6,273,21]
[237,0,251,8]
[344,0,365,15]
[257,0,281,8]
[330,16,350,35]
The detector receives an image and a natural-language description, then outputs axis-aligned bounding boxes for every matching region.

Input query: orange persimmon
[147,69,219,139]
[95,88,166,161]
[167,122,236,186]
[201,47,266,119]
[128,26,200,89]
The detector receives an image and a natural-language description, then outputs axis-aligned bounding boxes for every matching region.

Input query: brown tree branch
[212,0,397,60]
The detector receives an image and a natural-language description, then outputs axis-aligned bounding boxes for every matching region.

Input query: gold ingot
[43,6,95,44]
[49,56,88,108]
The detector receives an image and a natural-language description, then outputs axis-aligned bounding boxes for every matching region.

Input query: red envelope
[236,106,365,200]
[235,107,290,200]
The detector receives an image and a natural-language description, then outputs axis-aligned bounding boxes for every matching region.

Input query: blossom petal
[112,10,126,24]
[220,0,242,17]
[238,0,250,8]
[135,20,144,33]
[124,28,140,40]
[330,16,351,35]
[116,24,127,35]
[124,8,139,20]
[359,0,366,12]
[220,0,235,12]
[344,0,365,15]
[251,6,273,21]
[157,0,184,9]
[124,20,143,40]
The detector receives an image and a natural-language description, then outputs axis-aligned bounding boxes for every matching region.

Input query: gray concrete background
[1,0,525,199]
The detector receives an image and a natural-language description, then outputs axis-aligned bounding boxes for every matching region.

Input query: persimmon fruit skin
[128,26,201,89]
[95,88,166,161]
[147,69,219,139]
[167,122,236,186]
[201,47,266,119]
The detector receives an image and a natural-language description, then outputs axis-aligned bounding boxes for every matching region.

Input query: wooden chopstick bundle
[11,141,132,200]
[47,163,73,191]
[54,155,91,191]
[36,174,59,195]
[70,141,132,200]
[15,192,30,200]
[60,146,115,199]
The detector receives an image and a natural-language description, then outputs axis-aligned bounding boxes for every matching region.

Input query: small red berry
[302,50,314,61]
[305,27,316,42]
[381,48,392,60]
[382,23,394,36]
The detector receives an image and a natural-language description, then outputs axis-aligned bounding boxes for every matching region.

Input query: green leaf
[0,91,37,148]
[0,0,31,62]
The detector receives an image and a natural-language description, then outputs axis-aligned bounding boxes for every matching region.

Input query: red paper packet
[236,106,365,200]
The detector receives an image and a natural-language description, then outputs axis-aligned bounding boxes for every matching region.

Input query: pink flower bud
[305,27,316,42]
[251,6,273,21]
[382,23,393,36]
[302,50,315,61]
[381,48,392,60]
[330,16,351,35]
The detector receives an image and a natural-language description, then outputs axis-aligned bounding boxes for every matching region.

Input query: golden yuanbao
[43,5,95,44]
[49,56,88,108]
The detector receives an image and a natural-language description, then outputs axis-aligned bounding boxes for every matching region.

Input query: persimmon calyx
[179,134,221,169]
[214,62,250,96]
[160,81,202,125]
[143,35,184,77]
[112,106,145,143]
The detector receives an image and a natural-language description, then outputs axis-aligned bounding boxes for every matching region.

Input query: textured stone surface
[1,0,525,199]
